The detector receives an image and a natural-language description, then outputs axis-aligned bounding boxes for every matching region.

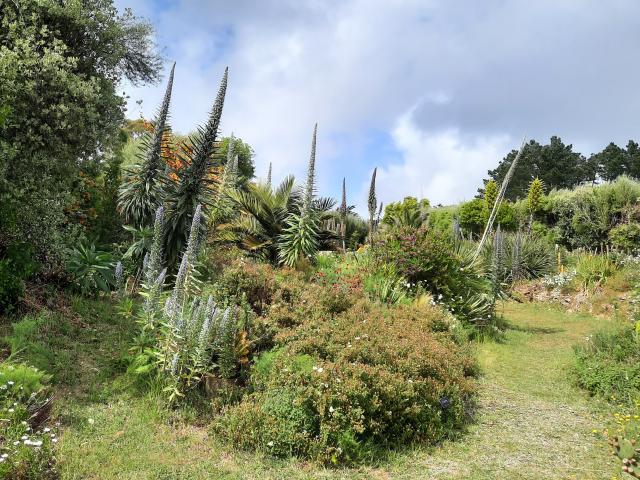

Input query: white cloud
[357,107,511,214]
[117,0,640,210]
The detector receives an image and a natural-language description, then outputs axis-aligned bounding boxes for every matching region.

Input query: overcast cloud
[116,0,640,212]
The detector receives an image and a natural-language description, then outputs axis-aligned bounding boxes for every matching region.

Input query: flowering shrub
[0,363,58,479]
[214,296,476,465]
[542,269,577,291]
[371,226,495,327]
[130,206,252,402]
[609,400,640,478]
[574,326,640,405]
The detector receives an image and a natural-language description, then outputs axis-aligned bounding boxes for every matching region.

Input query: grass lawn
[2,298,620,479]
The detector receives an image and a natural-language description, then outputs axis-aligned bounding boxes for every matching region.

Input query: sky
[116,0,640,213]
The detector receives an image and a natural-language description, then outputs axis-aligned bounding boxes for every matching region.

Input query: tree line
[482,136,640,200]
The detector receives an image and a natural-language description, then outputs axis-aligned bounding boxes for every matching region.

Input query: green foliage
[483,180,498,219]
[66,243,115,296]
[0,243,36,313]
[482,232,555,284]
[214,295,476,465]
[226,177,300,263]
[0,0,160,274]
[574,326,640,404]
[372,226,495,327]
[217,135,255,182]
[0,363,57,479]
[278,125,321,266]
[574,252,617,290]
[609,223,640,254]
[382,196,430,228]
[547,176,640,250]
[459,199,485,235]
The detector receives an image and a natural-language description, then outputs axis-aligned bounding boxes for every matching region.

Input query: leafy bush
[0,363,57,479]
[66,243,114,296]
[214,298,476,465]
[574,253,617,289]
[574,326,640,404]
[0,243,37,313]
[609,223,640,254]
[371,226,495,327]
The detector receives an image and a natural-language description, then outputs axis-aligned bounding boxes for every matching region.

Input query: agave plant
[119,63,175,228]
[67,243,115,296]
[163,67,228,268]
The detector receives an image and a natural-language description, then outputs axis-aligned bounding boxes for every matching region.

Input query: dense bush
[215,296,476,465]
[371,226,495,327]
[609,223,640,254]
[574,326,640,404]
[0,243,37,313]
[573,252,617,289]
[0,363,57,479]
[547,177,640,250]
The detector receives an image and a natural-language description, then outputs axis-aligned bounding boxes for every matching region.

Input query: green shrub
[0,243,37,313]
[609,223,640,254]
[371,226,495,327]
[214,299,476,465]
[574,326,640,404]
[0,363,57,479]
[574,253,617,289]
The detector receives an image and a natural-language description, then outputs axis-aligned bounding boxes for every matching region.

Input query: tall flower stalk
[119,62,176,227]
[368,167,377,245]
[164,67,229,267]
[339,178,347,252]
[278,124,320,266]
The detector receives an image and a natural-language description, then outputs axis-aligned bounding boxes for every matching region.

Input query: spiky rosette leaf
[119,63,175,227]
[278,210,320,267]
[164,67,228,267]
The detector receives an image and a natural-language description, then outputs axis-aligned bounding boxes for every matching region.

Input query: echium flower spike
[302,124,317,215]
[114,261,124,292]
[340,178,347,251]
[118,63,175,227]
[368,167,377,244]
[266,162,272,188]
[145,206,165,285]
[145,62,175,179]
[185,204,202,266]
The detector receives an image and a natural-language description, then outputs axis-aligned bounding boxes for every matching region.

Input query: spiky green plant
[484,179,498,220]
[225,176,299,262]
[368,167,377,244]
[527,177,545,229]
[163,67,228,267]
[339,178,347,251]
[119,63,175,227]
[278,124,322,266]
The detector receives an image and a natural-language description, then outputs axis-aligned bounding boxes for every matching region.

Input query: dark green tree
[0,0,160,271]
[483,137,585,201]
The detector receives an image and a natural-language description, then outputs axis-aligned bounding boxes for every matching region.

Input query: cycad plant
[225,176,300,263]
[278,124,322,266]
[119,63,175,228]
[163,67,228,268]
